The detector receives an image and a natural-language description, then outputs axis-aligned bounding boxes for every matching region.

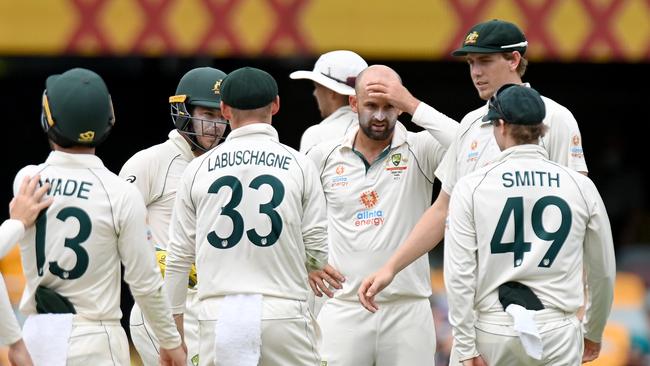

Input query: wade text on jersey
[502,170,560,188]
[41,177,93,199]
[207,150,292,171]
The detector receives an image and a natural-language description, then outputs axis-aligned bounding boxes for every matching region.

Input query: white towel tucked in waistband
[214,294,263,366]
[23,313,74,366]
[505,304,543,360]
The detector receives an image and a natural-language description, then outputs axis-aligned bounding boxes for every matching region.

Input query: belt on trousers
[72,315,121,326]
[477,308,575,326]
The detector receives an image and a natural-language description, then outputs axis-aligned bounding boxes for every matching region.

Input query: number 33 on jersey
[167,124,328,300]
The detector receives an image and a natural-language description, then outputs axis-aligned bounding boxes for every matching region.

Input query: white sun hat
[290,50,368,96]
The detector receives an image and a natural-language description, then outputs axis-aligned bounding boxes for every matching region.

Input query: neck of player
[354,131,392,165]
[51,141,96,155]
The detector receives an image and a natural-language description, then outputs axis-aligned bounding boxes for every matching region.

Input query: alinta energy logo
[571,134,584,158]
[331,165,349,188]
[354,190,384,227]
[467,139,479,162]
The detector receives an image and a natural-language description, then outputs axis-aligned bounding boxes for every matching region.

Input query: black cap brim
[451,46,506,56]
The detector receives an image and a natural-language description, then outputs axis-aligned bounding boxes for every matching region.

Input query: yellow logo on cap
[78,131,95,142]
[212,80,222,95]
[465,31,479,45]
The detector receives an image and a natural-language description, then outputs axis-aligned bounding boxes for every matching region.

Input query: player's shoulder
[122,138,179,168]
[301,124,321,140]
[546,159,595,187]
[455,104,487,139]
[271,140,314,170]
[307,138,343,168]
[540,94,575,122]
[13,164,47,193]
[457,159,506,191]
[461,104,487,125]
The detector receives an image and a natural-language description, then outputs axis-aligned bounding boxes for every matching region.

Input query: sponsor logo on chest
[330,165,350,188]
[354,190,385,227]
[467,139,479,162]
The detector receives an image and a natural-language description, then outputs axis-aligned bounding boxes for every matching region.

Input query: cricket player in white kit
[308,65,457,366]
[359,18,588,314]
[290,50,368,316]
[0,176,53,366]
[445,85,615,365]
[165,67,328,366]
[290,50,368,153]
[120,67,228,366]
[12,68,185,365]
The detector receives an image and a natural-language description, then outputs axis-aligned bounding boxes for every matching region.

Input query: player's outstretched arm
[358,190,449,312]
[357,265,394,313]
[159,345,187,366]
[9,175,52,228]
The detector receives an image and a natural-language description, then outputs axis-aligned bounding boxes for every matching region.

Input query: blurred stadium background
[0,0,648,365]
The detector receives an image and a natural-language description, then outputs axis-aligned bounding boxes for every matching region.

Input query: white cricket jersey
[299,106,357,154]
[165,123,328,313]
[119,130,194,249]
[308,122,448,302]
[435,87,588,194]
[0,219,24,345]
[444,144,615,358]
[13,151,163,320]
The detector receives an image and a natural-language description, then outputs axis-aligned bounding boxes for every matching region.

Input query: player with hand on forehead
[164,67,328,366]
[13,67,185,365]
[444,85,614,365]
[120,67,228,366]
[308,65,456,366]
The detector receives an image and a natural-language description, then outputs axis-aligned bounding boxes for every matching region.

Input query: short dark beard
[359,121,395,141]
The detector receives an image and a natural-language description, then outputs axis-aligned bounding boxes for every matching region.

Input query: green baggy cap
[452,19,527,56]
[221,67,278,110]
[483,84,546,125]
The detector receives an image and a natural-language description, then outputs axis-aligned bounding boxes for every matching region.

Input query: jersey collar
[168,130,195,161]
[45,150,105,168]
[496,144,549,163]
[225,123,279,142]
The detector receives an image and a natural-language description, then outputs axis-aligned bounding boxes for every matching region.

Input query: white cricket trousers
[318,297,436,366]
[198,295,321,366]
[449,309,583,365]
[66,317,129,365]
[130,289,200,366]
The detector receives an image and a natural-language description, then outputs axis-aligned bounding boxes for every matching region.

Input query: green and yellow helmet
[41,68,115,148]
[170,67,228,151]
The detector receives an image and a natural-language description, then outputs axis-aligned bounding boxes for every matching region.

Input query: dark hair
[508,123,548,144]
